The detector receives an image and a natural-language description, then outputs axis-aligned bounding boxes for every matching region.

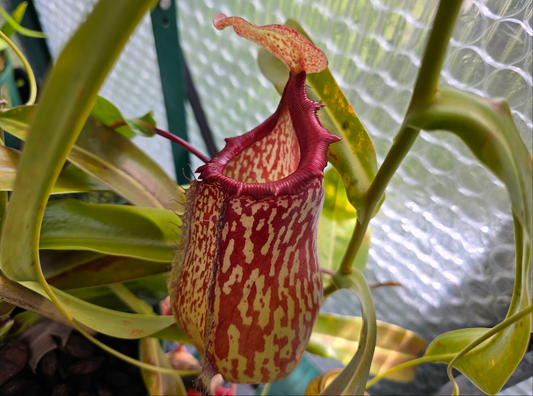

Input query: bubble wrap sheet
[32,0,532,394]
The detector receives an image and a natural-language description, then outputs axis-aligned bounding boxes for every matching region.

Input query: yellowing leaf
[318,168,370,272]
[307,313,426,382]
[0,146,108,194]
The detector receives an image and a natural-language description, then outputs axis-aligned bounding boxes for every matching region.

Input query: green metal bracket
[151,0,190,185]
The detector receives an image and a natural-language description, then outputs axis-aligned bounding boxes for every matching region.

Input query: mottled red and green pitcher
[168,14,340,385]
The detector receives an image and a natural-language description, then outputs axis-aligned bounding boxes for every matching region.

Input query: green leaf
[318,168,371,272]
[0,146,108,194]
[90,96,156,138]
[41,250,169,290]
[0,4,45,39]
[89,96,135,138]
[66,273,169,311]
[321,168,357,220]
[421,302,532,395]
[258,20,381,221]
[307,313,426,382]
[0,105,183,211]
[127,111,157,137]
[425,328,491,358]
[406,88,532,395]
[140,337,187,395]
[257,47,287,95]
[51,165,110,194]
[19,280,177,339]
[40,199,179,262]
[320,271,376,395]
[4,272,188,343]
[41,250,104,279]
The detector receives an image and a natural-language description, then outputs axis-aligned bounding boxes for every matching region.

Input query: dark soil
[0,332,148,396]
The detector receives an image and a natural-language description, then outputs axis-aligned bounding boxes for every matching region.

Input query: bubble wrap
[31,0,532,394]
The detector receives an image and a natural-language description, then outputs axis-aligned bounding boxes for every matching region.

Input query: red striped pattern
[169,15,340,386]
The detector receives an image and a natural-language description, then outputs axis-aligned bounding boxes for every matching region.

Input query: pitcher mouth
[196,72,340,200]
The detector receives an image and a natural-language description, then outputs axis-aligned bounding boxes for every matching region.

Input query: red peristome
[197,72,340,199]
[213,14,327,75]
[169,71,339,385]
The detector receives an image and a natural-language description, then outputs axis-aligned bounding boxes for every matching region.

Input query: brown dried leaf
[18,319,72,372]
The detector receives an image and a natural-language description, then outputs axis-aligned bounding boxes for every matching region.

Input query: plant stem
[155,128,211,164]
[108,283,154,315]
[337,0,464,275]
[407,0,463,112]
[338,219,367,274]
[108,283,194,386]
[322,281,338,299]
[260,383,272,396]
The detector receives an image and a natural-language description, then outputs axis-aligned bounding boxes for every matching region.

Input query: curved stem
[40,277,197,376]
[0,30,37,106]
[508,214,524,315]
[260,383,272,396]
[155,128,210,164]
[446,303,533,396]
[364,125,420,222]
[32,264,196,376]
[338,220,365,274]
[108,283,154,315]
[339,125,419,275]
[338,0,464,277]
[322,280,338,300]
